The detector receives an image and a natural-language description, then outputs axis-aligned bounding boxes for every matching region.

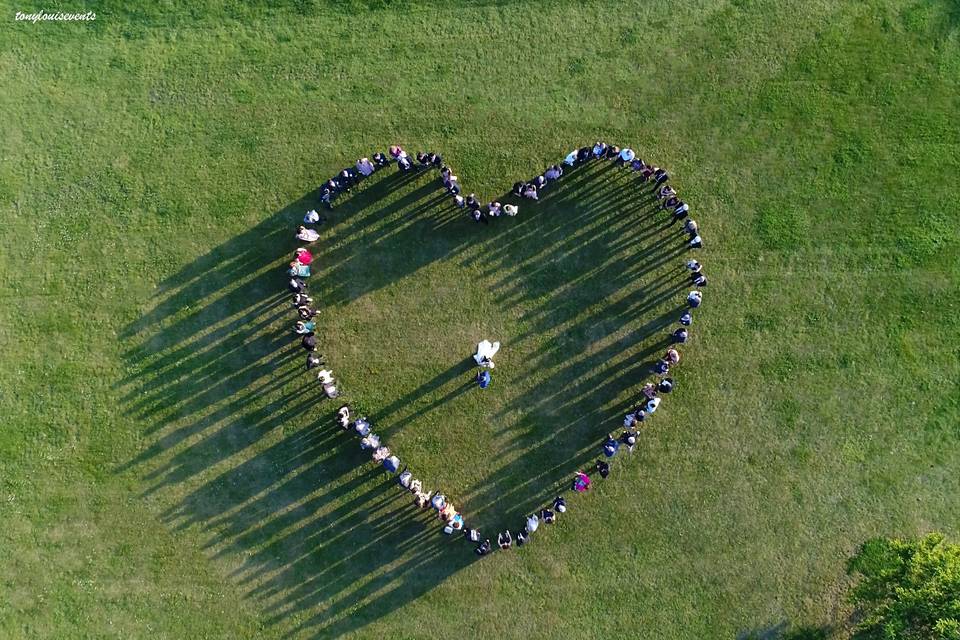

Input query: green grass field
[1,1,959,638]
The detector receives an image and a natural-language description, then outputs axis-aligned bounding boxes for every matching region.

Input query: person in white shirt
[564,150,577,166]
[296,226,320,242]
[503,204,518,216]
[526,513,540,533]
[356,157,375,176]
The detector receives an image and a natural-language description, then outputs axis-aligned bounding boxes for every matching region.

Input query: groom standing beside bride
[473,339,500,389]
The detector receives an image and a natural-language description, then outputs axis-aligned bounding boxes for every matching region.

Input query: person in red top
[295,248,313,265]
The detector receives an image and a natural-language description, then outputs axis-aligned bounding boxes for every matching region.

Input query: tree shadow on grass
[117,154,702,638]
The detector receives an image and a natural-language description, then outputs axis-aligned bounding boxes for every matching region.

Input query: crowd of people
[286,142,707,556]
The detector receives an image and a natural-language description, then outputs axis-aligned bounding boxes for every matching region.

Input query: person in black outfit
[475,539,492,556]
[498,530,513,550]
[672,327,689,343]
[658,377,674,394]
[291,292,312,307]
[595,459,610,478]
[553,495,566,514]
[577,146,592,163]
[653,167,669,187]
[512,181,525,196]
[372,152,389,167]
[288,278,307,294]
[301,334,317,352]
[339,168,355,190]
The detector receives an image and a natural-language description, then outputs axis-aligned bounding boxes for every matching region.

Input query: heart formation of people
[286,142,708,557]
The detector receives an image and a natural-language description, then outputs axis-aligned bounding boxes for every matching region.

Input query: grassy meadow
[1,1,958,638]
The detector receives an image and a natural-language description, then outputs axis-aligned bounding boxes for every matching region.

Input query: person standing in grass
[553,495,566,514]
[653,167,670,187]
[595,459,610,478]
[356,157,375,176]
[572,471,591,492]
[475,538,492,556]
[294,320,316,335]
[306,352,323,370]
[603,433,620,458]
[296,226,320,242]
[498,530,513,550]
[476,369,491,389]
[526,513,540,533]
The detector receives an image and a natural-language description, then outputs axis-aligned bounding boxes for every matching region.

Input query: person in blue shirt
[476,369,491,389]
[602,433,620,458]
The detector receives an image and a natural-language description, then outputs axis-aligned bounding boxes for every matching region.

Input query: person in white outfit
[474,340,501,368]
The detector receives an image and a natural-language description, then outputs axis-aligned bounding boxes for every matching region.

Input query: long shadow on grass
[117,155,700,638]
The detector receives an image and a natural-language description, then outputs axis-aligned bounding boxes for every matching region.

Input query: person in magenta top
[572,471,591,492]
[295,248,313,265]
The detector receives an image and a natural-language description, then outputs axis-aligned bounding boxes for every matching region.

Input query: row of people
[284,142,708,555]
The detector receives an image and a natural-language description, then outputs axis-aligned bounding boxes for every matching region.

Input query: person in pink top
[295,248,313,265]
[572,471,591,492]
